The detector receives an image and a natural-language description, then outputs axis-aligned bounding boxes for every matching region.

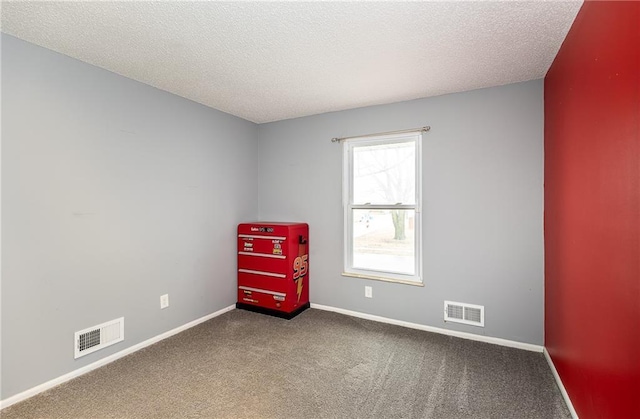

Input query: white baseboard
[0,304,236,410]
[544,348,579,419]
[310,303,543,353]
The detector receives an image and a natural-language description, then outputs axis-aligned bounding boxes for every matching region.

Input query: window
[343,132,422,285]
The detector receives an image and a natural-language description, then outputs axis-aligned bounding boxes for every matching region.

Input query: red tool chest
[236,222,310,319]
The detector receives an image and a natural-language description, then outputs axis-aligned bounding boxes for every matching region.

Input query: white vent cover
[74,317,124,359]
[444,301,484,327]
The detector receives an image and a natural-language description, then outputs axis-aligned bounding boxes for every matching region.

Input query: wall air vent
[444,301,484,327]
[74,317,124,359]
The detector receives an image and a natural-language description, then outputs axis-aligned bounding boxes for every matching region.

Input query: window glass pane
[352,209,415,275]
[353,141,415,205]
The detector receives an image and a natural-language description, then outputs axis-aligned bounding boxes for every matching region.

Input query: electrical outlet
[160,294,169,309]
[365,286,373,298]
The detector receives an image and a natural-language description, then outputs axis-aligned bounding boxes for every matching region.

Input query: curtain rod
[331,126,430,143]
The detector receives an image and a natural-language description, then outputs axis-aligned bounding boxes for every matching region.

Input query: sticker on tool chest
[272,240,282,255]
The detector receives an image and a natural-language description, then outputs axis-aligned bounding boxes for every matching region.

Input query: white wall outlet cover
[365,286,373,298]
[160,294,169,309]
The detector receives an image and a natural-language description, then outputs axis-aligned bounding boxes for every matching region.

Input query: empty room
[1,1,638,418]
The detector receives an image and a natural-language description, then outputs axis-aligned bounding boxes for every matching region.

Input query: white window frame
[342,131,423,285]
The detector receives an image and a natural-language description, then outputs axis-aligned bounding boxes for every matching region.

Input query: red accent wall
[544,1,639,418]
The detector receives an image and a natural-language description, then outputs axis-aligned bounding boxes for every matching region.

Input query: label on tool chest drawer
[242,239,254,252]
[239,286,287,307]
[238,234,287,258]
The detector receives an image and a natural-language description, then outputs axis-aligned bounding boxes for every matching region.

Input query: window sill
[341,272,424,287]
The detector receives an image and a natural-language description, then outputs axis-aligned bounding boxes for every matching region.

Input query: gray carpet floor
[1,308,571,418]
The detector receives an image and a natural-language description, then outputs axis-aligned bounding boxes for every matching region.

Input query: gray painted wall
[1,35,259,399]
[257,80,544,345]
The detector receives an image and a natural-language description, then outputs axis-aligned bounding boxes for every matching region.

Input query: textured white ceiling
[1,1,582,123]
